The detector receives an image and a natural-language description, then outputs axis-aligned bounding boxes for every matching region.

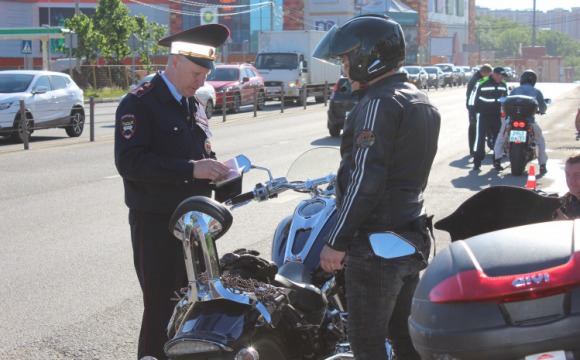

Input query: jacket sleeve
[467,80,481,112]
[536,90,547,114]
[325,97,400,251]
[114,96,194,184]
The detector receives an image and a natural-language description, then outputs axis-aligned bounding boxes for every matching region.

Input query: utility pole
[532,0,537,46]
[75,0,80,15]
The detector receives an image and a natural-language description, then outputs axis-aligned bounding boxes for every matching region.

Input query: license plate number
[525,350,567,360]
[510,130,527,142]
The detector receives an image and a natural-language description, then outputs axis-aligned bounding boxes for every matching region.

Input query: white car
[0,70,85,142]
[125,73,217,119]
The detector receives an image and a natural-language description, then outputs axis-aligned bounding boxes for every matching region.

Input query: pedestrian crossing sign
[22,40,32,54]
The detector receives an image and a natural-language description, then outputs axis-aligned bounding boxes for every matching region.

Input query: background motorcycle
[501,95,550,176]
[409,186,580,360]
[164,148,350,360]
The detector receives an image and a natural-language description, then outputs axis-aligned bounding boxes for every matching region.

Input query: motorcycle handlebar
[228,191,256,206]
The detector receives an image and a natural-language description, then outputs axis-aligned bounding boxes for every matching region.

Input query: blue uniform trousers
[129,210,187,360]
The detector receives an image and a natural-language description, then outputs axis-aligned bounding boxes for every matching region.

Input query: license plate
[525,350,567,360]
[509,130,527,142]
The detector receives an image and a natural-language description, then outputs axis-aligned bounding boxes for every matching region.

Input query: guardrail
[11,82,333,150]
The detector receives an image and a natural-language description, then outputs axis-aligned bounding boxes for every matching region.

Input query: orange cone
[526,165,537,190]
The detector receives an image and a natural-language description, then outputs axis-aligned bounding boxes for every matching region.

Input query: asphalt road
[0,83,578,359]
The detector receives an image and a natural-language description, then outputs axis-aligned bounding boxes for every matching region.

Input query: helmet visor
[312,26,342,65]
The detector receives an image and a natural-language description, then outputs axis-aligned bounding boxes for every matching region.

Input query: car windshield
[207,68,240,81]
[405,67,420,74]
[0,74,34,93]
[437,65,452,72]
[424,68,437,74]
[255,53,298,70]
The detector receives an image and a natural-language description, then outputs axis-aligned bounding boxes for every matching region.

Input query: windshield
[436,65,452,72]
[405,67,420,74]
[424,68,437,74]
[207,68,239,82]
[286,147,341,182]
[255,53,299,70]
[0,74,34,93]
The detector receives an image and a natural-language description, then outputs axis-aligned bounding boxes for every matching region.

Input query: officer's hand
[320,245,345,272]
[192,159,230,182]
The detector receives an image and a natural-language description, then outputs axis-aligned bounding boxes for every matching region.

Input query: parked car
[453,67,467,86]
[327,77,357,137]
[504,66,517,81]
[433,63,456,87]
[206,64,265,113]
[122,73,217,119]
[459,66,473,81]
[403,66,428,89]
[422,66,445,90]
[0,70,85,142]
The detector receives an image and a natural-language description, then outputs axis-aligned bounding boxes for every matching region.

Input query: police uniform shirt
[114,72,213,214]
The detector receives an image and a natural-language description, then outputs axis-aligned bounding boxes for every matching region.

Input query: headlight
[0,102,14,111]
[287,81,297,88]
[165,339,222,356]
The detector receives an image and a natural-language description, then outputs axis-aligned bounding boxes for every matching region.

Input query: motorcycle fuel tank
[409,220,580,360]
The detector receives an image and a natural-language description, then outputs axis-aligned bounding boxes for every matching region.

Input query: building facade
[0,0,476,69]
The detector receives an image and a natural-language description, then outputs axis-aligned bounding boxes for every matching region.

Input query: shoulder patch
[131,81,154,97]
[356,129,375,148]
[120,114,137,139]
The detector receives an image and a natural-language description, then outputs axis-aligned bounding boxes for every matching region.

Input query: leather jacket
[325,72,441,251]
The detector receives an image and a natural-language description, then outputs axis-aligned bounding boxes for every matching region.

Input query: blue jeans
[345,226,431,360]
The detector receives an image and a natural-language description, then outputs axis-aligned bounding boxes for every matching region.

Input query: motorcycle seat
[273,262,328,314]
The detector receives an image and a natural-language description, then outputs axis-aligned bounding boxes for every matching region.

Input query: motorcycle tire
[244,331,291,360]
[510,143,527,176]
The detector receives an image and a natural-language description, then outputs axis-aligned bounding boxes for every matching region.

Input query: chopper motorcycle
[500,95,550,176]
[164,148,415,359]
[409,185,580,360]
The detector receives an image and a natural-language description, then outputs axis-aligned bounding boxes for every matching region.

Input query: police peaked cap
[158,24,230,70]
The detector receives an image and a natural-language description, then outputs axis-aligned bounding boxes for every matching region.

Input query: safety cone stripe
[526,165,537,189]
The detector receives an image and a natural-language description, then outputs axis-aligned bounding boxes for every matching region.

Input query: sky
[476,0,577,12]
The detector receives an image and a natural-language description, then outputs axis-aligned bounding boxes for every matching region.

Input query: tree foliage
[63,0,167,66]
[476,14,579,67]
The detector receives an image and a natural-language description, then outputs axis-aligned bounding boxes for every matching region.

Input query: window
[34,75,52,91]
[51,75,68,90]
[446,0,455,15]
[456,0,464,16]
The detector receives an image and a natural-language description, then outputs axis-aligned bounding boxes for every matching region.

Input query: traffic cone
[525,165,537,190]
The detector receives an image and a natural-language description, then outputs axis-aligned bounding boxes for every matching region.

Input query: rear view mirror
[235,155,251,173]
[369,232,417,259]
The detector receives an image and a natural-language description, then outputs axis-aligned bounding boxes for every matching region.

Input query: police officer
[115,24,231,360]
[467,66,508,170]
[493,69,548,174]
[465,64,492,156]
[313,14,440,360]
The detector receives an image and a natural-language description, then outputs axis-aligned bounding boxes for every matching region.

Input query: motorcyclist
[313,14,440,360]
[493,69,548,174]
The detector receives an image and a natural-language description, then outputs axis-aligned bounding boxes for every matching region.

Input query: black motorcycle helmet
[312,14,406,83]
[520,69,537,86]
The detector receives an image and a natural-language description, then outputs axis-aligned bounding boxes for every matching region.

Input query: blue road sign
[22,40,32,54]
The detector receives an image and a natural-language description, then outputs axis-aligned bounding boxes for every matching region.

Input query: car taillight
[512,121,526,128]
[429,252,580,304]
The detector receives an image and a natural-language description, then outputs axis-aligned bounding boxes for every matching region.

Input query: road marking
[105,175,121,179]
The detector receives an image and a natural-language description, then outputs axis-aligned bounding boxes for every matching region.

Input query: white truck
[254,30,342,103]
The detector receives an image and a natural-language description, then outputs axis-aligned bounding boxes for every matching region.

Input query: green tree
[497,28,531,59]
[93,0,135,64]
[63,13,102,64]
[133,15,168,67]
[537,30,580,58]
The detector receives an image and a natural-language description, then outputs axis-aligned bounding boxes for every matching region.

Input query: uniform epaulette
[131,81,154,97]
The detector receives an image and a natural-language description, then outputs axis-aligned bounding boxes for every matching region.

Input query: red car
[206,64,266,113]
